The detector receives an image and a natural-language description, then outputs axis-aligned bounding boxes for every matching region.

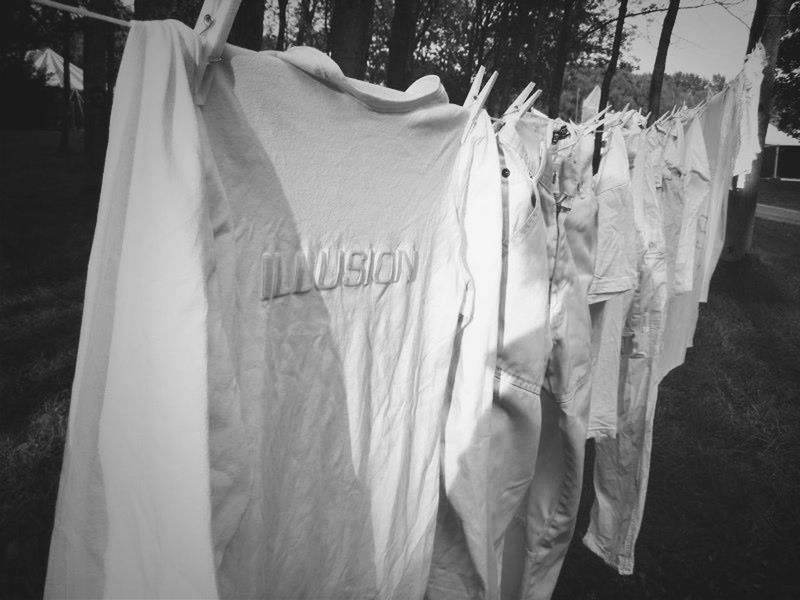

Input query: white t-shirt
[46,20,494,600]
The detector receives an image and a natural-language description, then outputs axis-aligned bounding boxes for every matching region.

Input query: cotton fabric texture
[46,20,496,600]
[584,128,669,575]
[499,114,592,600]
[428,110,504,600]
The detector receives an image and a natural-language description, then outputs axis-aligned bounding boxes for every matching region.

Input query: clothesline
[30,0,131,28]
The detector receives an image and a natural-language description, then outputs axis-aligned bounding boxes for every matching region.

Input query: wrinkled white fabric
[557,122,598,301]
[206,45,479,600]
[427,110,504,600]
[586,289,634,440]
[47,20,490,600]
[499,115,592,600]
[588,127,638,303]
[492,118,553,599]
[673,117,711,295]
[45,21,219,599]
[657,115,712,380]
[658,119,686,295]
[586,127,638,439]
[733,43,766,179]
[584,127,669,575]
[583,245,667,576]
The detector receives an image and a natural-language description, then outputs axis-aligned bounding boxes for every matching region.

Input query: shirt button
[501,167,511,178]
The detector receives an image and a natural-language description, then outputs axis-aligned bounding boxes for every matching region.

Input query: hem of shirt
[586,425,616,440]
[582,532,634,576]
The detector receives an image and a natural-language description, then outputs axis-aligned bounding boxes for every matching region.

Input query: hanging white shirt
[46,19,494,600]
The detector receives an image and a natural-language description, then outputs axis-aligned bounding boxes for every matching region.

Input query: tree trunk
[134,0,203,25]
[59,12,72,154]
[526,0,548,79]
[295,0,318,46]
[723,0,791,261]
[647,0,680,124]
[593,0,627,172]
[276,0,289,50]
[329,0,375,78]
[229,0,265,50]
[386,0,418,90]
[464,0,487,91]
[496,0,530,111]
[548,0,576,117]
[83,0,112,194]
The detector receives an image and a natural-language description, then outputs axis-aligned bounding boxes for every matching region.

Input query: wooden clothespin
[194,0,242,105]
[692,98,708,116]
[502,82,535,117]
[620,108,636,128]
[652,108,671,128]
[463,65,487,108]
[580,105,611,135]
[505,88,542,125]
[519,89,542,116]
[461,70,498,143]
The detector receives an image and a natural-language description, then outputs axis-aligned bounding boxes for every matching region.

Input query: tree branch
[713,0,751,28]
[577,0,741,40]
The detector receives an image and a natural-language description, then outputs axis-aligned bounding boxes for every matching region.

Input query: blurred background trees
[4,0,741,128]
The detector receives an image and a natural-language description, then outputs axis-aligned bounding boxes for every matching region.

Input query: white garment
[658,118,686,295]
[584,125,669,576]
[46,20,492,600]
[557,122,598,301]
[208,42,480,600]
[588,126,638,302]
[657,115,711,380]
[733,43,766,180]
[493,118,552,597]
[697,45,763,303]
[504,114,592,600]
[586,289,634,439]
[673,116,711,295]
[46,21,218,599]
[430,110,504,599]
[581,85,601,122]
[586,126,638,439]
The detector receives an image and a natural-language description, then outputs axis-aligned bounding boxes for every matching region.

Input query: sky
[624,0,758,80]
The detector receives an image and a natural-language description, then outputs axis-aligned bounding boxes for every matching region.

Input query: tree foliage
[773,1,800,137]
[2,0,747,129]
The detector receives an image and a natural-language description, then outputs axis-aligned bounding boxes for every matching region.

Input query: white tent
[25,47,84,91]
[25,47,84,124]
[763,123,800,180]
[765,123,800,147]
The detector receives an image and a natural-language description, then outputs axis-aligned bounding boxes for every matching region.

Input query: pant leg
[583,249,668,575]
[514,170,593,600]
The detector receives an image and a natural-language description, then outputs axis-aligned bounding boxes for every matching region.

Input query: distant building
[761,124,800,180]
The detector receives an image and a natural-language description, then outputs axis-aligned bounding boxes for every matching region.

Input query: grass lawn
[756,179,800,210]
[2,131,799,599]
